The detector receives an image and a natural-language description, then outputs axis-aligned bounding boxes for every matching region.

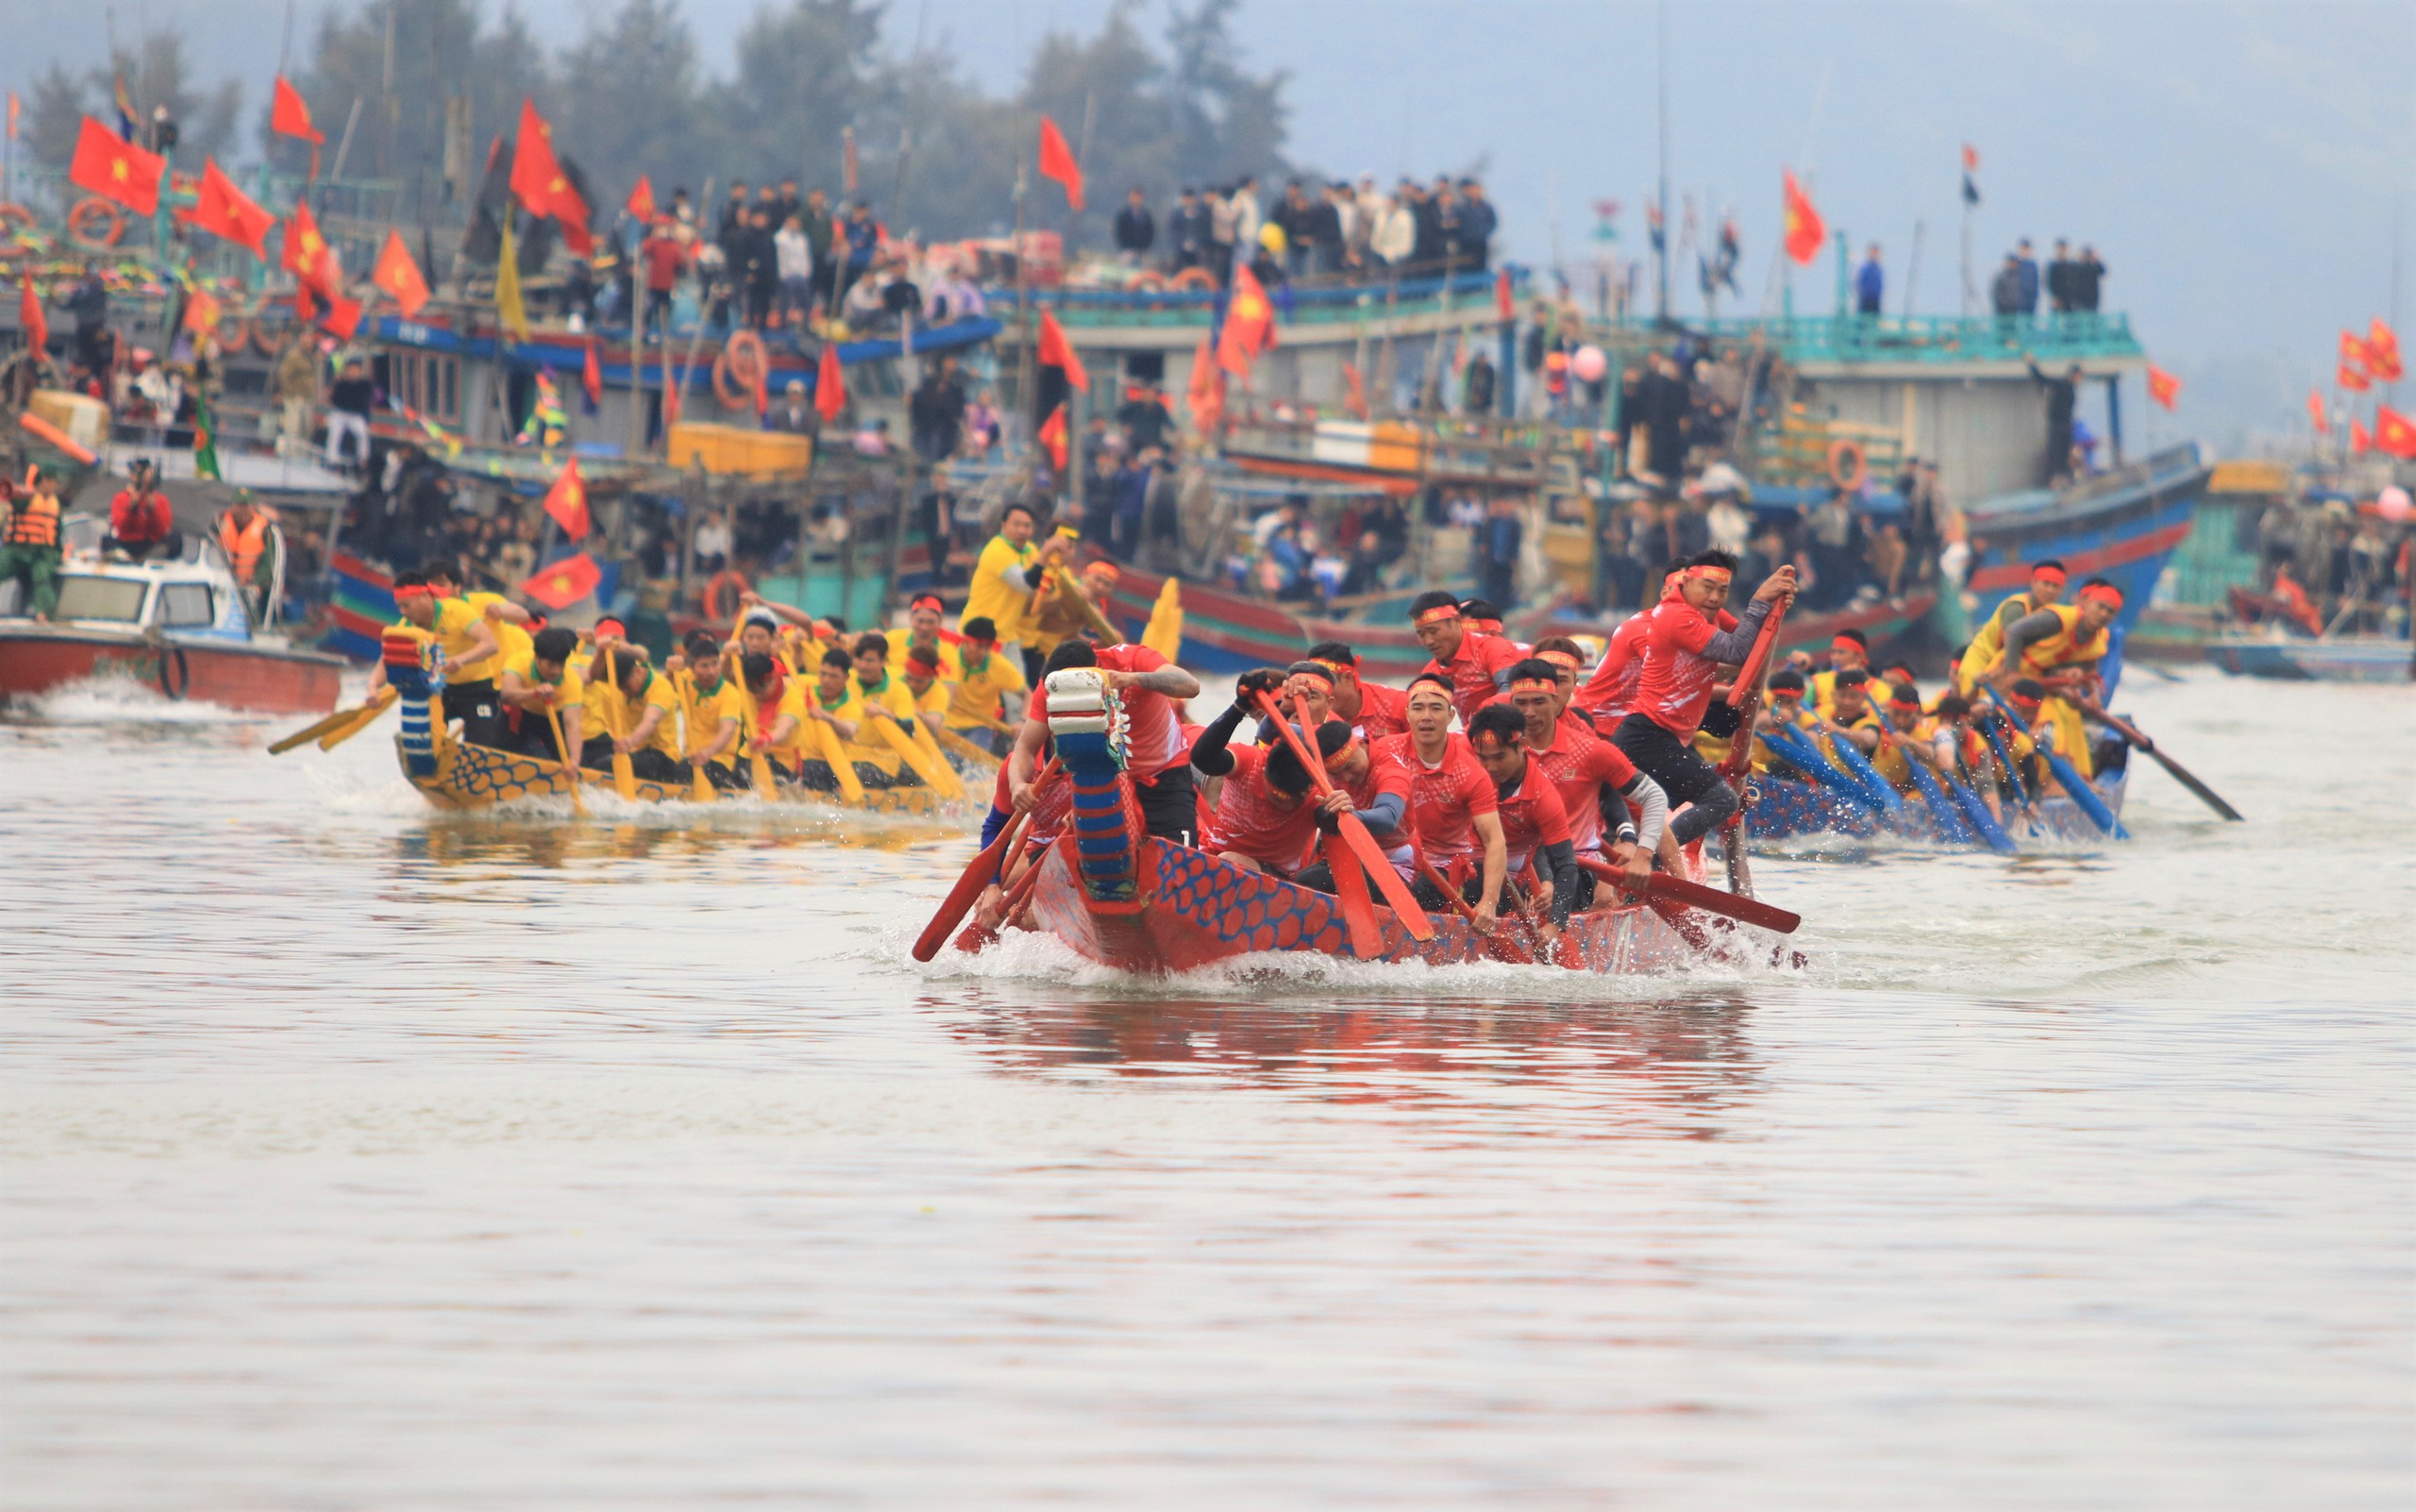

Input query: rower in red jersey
[1376,673,1509,932]
[1408,589,1524,725]
[1305,640,1411,742]
[1187,670,1338,877]
[1464,703,1579,949]
[1526,636,1600,736]
[1505,657,1668,900]
[1573,561,1740,722]
[1607,549,1796,849]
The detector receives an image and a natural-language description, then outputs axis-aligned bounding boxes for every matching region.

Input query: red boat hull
[0,628,345,714]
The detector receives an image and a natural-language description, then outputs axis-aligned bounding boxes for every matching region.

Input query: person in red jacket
[1607,549,1795,849]
[1505,657,1665,903]
[1305,640,1411,741]
[106,460,176,561]
[1408,589,1523,724]
[1381,673,1508,929]
[1187,671,1337,877]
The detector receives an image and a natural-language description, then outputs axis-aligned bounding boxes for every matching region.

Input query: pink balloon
[2377,486,2412,523]
[1571,344,1608,383]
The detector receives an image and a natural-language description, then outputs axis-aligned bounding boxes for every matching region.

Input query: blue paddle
[1825,731,1909,816]
[1944,772,2020,853]
[1983,687,2126,838]
[1761,727,1880,810]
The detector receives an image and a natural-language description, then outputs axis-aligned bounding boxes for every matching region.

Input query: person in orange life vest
[1384,673,1510,930]
[1465,702,1581,948]
[1304,640,1412,741]
[1,470,65,620]
[107,459,177,561]
[1505,657,1666,903]
[1409,588,1524,724]
[1989,575,2123,778]
[1186,669,1343,876]
[1606,549,1795,848]
[213,489,280,616]
[1011,637,1203,845]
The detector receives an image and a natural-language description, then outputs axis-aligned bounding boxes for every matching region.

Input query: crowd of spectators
[1115,174,1498,287]
[1989,238,2108,325]
[2253,494,2412,637]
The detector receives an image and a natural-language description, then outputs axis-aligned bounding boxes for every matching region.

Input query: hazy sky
[7,0,2411,449]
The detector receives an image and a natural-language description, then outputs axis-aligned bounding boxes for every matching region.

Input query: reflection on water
[949,993,1761,1138]
[398,812,966,870]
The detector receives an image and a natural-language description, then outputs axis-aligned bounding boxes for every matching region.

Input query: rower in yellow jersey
[675,630,747,789]
[381,568,507,744]
[584,645,688,782]
[497,627,592,763]
[887,594,965,680]
[734,651,814,781]
[797,649,868,794]
[1988,577,2122,778]
[848,632,932,787]
[942,615,1028,755]
[1808,630,1871,715]
[1955,558,2067,695]
[1746,669,1823,778]
[1810,667,1894,781]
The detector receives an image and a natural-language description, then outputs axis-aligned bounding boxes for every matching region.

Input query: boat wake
[5,672,259,726]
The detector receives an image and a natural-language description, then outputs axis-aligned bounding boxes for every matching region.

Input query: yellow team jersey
[888,637,964,680]
[629,677,685,761]
[804,683,877,766]
[1956,592,2045,692]
[501,647,586,711]
[737,677,813,761]
[904,678,952,725]
[462,591,532,675]
[423,597,506,683]
[945,648,1026,731]
[962,535,1040,647]
[850,671,920,724]
[679,673,746,763]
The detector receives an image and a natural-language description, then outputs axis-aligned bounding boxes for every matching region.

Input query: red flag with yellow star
[542,456,592,540]
[180,158,275,259]
[2367,319,2403,382]
[283,203,342,296]
[1035,307,1087,392]
[1037,116,1084,212]
[19,274,47,357]
[815,340,847,422]
[373,229,430,317]
[68,114,164,215]
[522,551,601,611]
[2145,364,2181,411]
[1782,170,1824,266]
[1217,262,1277,378]
[1036,401,1069,472]
[510,98,592,254]
[2374,406,2416,460]
[2339,361,2371,394]
[271,76,324,144]
[2307,390,2328,434]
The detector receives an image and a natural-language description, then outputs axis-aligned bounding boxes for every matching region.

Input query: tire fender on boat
[156,646,191,700]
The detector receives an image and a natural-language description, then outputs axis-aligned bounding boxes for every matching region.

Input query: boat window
[52,576,148,623]
[159,583,216,627]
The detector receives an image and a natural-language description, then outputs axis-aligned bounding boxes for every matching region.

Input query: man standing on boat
[1608,550,1795,857]
[1987,578,2124,779]
[1954,558,2066,696]
[213,491,280,620]
[106,460,176,562]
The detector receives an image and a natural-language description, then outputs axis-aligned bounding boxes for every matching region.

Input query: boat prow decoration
[965,669,1784,976]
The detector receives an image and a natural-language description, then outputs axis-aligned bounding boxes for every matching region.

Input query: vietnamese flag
[510,98,591,251]
[2374,405,2416,460]
[2350,419,2371,454]
[2339,361,2371,394]
[1036,401,1069,471]
[543,456,592,539]
[1035,307,1087,391]
[2145,364,2181,410]
[2340,329,2374,377]
[2307,389,2328,434]
[815,339,847,422]
[1184,334,1223,433]
[19,274,47,357]
[320,294,362,340]
[180,159,274,259]
[522,550,601,611]
[271,76,324,143]
[1782,169,1824,266]
[283,202,341,296]
[1216,261,1277,378]
[627,174,657,223]
[68,114,164,215]
[1037,115,1084,212]
[582,339,604,413]
[372,228,430,317]
[2367,319,2403,382]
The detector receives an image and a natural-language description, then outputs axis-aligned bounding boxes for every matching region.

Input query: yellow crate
[668,422,813,477]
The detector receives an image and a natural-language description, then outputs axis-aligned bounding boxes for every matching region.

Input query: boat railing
[1586,311,2145,368]
[987,268,1510,328]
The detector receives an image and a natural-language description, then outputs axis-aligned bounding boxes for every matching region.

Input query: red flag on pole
[2145,364,2181,410]
[1342,361,1368,420]
[1035,308,1088,392]
[2366,319,2403,382]
[627,175,657,223]
[1494,268,1514,323]
[282,202,341,296]
[1781,170,1824,266]
[19,274,47,357]
[2340,361,2372,394]
[815,340,847,422]
[1185,335,1224,434]
[271,77,324,143]
[373,228,431,317]
[510,98,592,253]
[2374,406,2416,460]
[178,158,275,259]
[68,115,164,215]
[543,456,592,539]
[2349,419,2371,454]
[522,551,602,611]
[1036,401,1069,471]
[1037,116,1084,212]
[582,339,604,412]
[1217,262,1278,377]
[2307,390,2328,434]
[319,294,362,340]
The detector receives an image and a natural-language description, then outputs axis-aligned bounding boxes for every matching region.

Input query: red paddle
[1324,833,1385,958]
[1575,855,1801,934]
[1715,592,1792,897]
[1415,856,1532,965]
[1253,691,1435,941]
[914,757,1060,962]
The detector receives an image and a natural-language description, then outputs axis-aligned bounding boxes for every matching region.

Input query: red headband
[1684,565,1733,583]
[1288,667,1336,691]
[2032,564,2068,586]
[1535,648,1580,672]
[1506,676,1556,696]
[1414,604,1461,628]
[1887,690,1921,709]
[909,594,944,613]
[2079,582,2124,608]
[906,652,941,674]
[1831,635,1864,654]
[1469,618,1502,632]
[1310,657,1353,679]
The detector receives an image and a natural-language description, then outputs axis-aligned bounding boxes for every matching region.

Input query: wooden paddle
[1415,856,1532,965]
[544,698,585,817]
[868,709,964,798]
[1984,687,2125,837]
[1323,832,1385,958]
[1252,691,1435,941]
[606,688,639,800]
[675,674,718,802]
[809,714,868,804]
[953,835,1057,952]
[1574,855,1802,934]
[269,686,395,754]
[310,686,401,751]
[914,758,1062,961]
[933,725,1003,770]
[2076,697,2243,821]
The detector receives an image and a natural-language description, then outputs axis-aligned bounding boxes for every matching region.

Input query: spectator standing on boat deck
[2071,245,2106,313]
[1114,189,1155,267]
[2045,239,2076,314]
[1856,244,1885,316]
[1166,188,1208,272]
[1455,179,1498,270]
[275,335,319,458]
[325,357,375,472]
[1,471,65,621]
[63,262,109,380]
[2013,239,2041,316]
[2025,358,2081,486]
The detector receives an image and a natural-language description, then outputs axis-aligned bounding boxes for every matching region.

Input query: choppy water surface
[2,670,2409,1509]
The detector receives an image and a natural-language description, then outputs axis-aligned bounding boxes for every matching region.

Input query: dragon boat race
[3,1,2410,1505]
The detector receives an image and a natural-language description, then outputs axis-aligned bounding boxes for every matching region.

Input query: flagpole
[1653,0,1669,324]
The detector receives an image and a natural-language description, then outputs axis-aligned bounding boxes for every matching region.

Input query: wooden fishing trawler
[376,629,973,815]
[942,669,1795,976]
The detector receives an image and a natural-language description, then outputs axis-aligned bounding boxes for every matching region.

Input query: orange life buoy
[1169,266,1216,292]
[713,328,770,412]
[1130,271,1167,292]
[0,203,34,235]
[702,569,751,623]
[67,198,127,249]
[1827,438,1868,491]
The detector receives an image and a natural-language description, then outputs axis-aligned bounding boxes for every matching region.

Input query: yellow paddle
[675,673,717,802]
[268,688,390,753]
[608,692,639,801]
[303,686,401,752]
[810,714,867,804]
[933,725,1002,769]
[1141,577,1183,662]
[869,709,963,798]
[544,697,585,816]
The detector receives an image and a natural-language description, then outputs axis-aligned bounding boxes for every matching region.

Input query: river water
[2,668,2409,1509]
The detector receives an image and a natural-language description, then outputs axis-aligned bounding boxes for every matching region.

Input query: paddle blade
[1325,832,1385,959]
[268,706,358,753]
[752,752,777,798]
[1580,856,1803,934]
[1336,815,1434,939]
[315,690,397,750]
[915,826,1018,962]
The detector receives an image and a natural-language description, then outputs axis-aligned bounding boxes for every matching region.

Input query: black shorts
[443,679,505,748]
[1135,764,1198,847]
[1609,713,1730,809]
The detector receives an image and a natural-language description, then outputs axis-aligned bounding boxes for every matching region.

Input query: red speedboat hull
[0,628,344,714]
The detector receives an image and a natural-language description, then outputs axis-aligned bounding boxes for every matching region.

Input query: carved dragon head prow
[1044,667,1146,907]
[383,627,445,780]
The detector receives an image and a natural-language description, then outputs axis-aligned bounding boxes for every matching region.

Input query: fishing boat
[2206,631,2411,682]
[0,515,344,714]
[1955,444,2208,653]
[376,631,969,814]
[956,669,1788,975]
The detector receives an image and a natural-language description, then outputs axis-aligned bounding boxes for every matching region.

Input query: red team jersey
[1028,644,1186,782]
[1574,613,1651,718]
[1491,758,1573,872]
[1201,743,1321,874]
[1378,731,1497,867]
[1420,631,1526,725]
[1632,600,1738,738]
[1342,679,1412,742]
[1526,720,1637,855]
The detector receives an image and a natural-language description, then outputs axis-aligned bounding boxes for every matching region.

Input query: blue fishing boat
[2207,631,2412,682]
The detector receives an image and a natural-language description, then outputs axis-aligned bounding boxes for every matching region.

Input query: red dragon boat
[950,669,1791,977]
